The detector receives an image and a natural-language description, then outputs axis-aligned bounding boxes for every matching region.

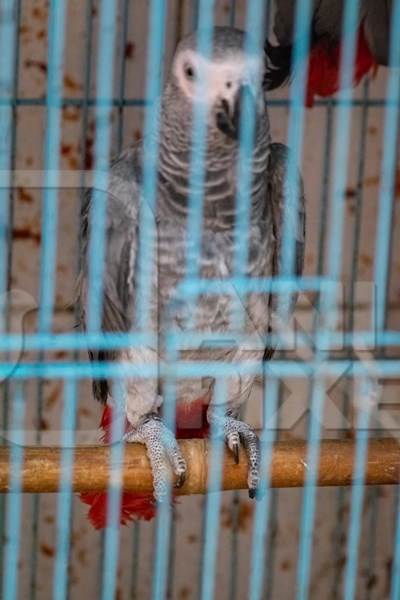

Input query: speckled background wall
[3,0,400,598]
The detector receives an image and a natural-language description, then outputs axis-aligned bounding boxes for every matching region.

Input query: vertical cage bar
[263,0,290,561]
[129,522,141,598]
[346,80,370,340]
[343,376,377,600]
[152,501,173,600]
[332,79,370,600]
[166,505,177,600]
[314,100,335,600]
[77,0,96,213]
[200,379,227,600]
[38,0,67,333]
[374,0,400,336]
[0,0,21,407]
[75,0,95,285]
[134,0,167,330]
[2,382,25,600]
[184,0,215,284]
[365,488,379,600]
[101,382,126,600]
[73,4,96,597]
[267,0,315,563]
[0,0,18,327]
[1,0,21,346]
[117,0,131,152]
[183,6,215,595]
[296,0,360,597]
[134,2,170,595]
[392,487,400,599]
[0,0,21,591]
[232,0,267,329]
[30,3,68,596]
[229,2,269,588]
[151,342,178,600]
[385,109,400,600]
[386,2,400,597]
[86,0,118,333]
[197,496,207,597]
[280,0,312,282]
[325,0,360,286]
[262,487,278,598]
[228,490,240,600]
[53,379,78,600]
[248,375,279,600]
[315,101,333,276]
[296,375,326,600]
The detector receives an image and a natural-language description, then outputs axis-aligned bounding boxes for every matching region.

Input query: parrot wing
[264,142,306,360]
[78,144,142,403]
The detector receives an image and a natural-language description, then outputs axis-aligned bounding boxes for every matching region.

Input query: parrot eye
[184,63,195,80]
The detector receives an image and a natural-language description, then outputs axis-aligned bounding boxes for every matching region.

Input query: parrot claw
[174,462,186,488]
[175,475,185,488]
[124,414,187,502]
[233,443,240,465]
[226,430,240,464]
[208,413,260,498]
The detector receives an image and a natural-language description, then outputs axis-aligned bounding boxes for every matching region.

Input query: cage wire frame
[0,0,399,599]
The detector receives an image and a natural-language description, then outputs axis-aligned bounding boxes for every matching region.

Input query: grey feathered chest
[153,137,274,407]
[153,140,274,343]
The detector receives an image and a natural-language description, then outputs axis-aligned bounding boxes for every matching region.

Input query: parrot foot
[208,412,260,499]
[123,414,186,502]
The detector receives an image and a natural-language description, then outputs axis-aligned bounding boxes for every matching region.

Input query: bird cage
[0,0,399,599]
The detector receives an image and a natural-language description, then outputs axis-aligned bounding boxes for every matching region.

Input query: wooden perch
[0,439,399,494]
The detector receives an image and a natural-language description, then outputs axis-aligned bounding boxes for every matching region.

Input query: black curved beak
[216,84,255,140]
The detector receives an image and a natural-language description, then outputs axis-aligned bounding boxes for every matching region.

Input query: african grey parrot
[78,26,306,505]
[264,0,394,104]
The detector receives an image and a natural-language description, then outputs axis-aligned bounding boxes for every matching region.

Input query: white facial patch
[173,49,263,107]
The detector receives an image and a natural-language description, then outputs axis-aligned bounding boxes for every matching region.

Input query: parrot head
[167,27,266,141]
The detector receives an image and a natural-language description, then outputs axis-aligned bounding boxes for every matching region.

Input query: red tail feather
[80,398,209,529]
[306,24,377,107]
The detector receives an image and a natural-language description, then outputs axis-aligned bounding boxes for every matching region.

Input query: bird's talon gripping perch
[209,414,260,497]
[123,414,187,502]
